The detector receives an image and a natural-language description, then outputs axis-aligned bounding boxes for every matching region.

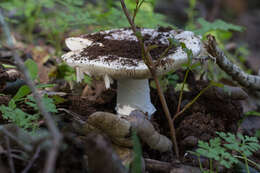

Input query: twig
[157,39,173,61]
[173,83,213,121]
[206,35,260,91]
[145,158,201,173]
[132,0,145,23]
[0,10,62,173]
[58,108,85,125]
[0,126,32,152]
[21,146,41,173]
[5,136,16,173]
[119,0,179,159]
[176,69,190,113]
[144,158,172,173]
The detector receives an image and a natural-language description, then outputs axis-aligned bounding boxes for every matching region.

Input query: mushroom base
[116,79,156,118]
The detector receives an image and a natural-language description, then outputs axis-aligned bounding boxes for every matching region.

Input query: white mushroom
[62,28,202,118]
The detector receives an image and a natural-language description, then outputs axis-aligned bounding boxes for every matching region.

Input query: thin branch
[173,83,213,121]
[176,69,190,113]
[132,0,145,23]
[0,10,62,173]
[206,35,260,91]
[5,136,16,173]
[21,146,41,173]
[0,127,32,152]
[119,0,179,159]
[145,158,172,173]
[157,39,173,61]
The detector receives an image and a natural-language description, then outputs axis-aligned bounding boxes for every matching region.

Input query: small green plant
[92,0,171,30]
[0,0,54,42]
[218,132,260,173]
[190,132,260,173]
[131,130,143,173]
[195,18,243,37]
[194,18,246,78]
[0,59,57,132]
[1,0,171,54]
[39,0,96,53]
[185,0,197,30]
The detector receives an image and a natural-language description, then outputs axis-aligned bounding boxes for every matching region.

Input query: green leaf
[210,81,224,88]
[8,99,16,109]
[190,62,201,69]
[84,75,92,85]
[24,59,38,80]
[12,85,31,103]
[255,130,260,139]
[245,111,260,117]
[36,83,56,89]
[2,64,16,68]
[131,130,142,173]
[0,105,39,131]
[195,18,243,35]
[26,95,57,113]
[52,95,66,104]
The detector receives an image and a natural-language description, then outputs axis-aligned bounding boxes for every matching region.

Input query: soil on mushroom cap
[80,28,177,66]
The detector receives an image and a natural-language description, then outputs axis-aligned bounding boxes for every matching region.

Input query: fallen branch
[21,146,41,173]
[206,35,260,91]
[145,158,201,173]
[5,136,16,173]
[144,158,172,173]
[0,125,32,152]
[0,10,62,173]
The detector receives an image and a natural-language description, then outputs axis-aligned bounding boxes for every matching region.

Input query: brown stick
[21,146,41,173]
[145,158,201,173]
[5,136,16,173]
[119,0,179,159]
[206,34,260,91]
[0,126,32,152]
[145,158,172,173]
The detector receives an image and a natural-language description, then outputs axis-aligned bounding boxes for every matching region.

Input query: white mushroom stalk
[61,28,203,117]
[116,79,156,117]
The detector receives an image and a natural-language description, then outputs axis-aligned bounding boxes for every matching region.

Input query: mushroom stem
[116,79,156,118]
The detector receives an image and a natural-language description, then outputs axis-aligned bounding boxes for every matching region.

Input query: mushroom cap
[62,28,202,79]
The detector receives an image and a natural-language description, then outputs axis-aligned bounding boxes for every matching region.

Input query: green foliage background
[0,0,170,52]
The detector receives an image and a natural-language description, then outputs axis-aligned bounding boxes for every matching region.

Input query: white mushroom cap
[61,28,203,117]
[62,28,202,80]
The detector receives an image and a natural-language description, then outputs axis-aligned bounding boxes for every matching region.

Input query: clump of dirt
[80,28,176,65]
[67,91,116,119]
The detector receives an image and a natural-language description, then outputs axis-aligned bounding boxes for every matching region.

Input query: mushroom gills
[116,79,156,118]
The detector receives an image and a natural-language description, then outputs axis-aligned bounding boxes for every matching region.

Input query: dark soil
[0,71,250,173]
[57,73,243,169]
[79,28,176,66]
